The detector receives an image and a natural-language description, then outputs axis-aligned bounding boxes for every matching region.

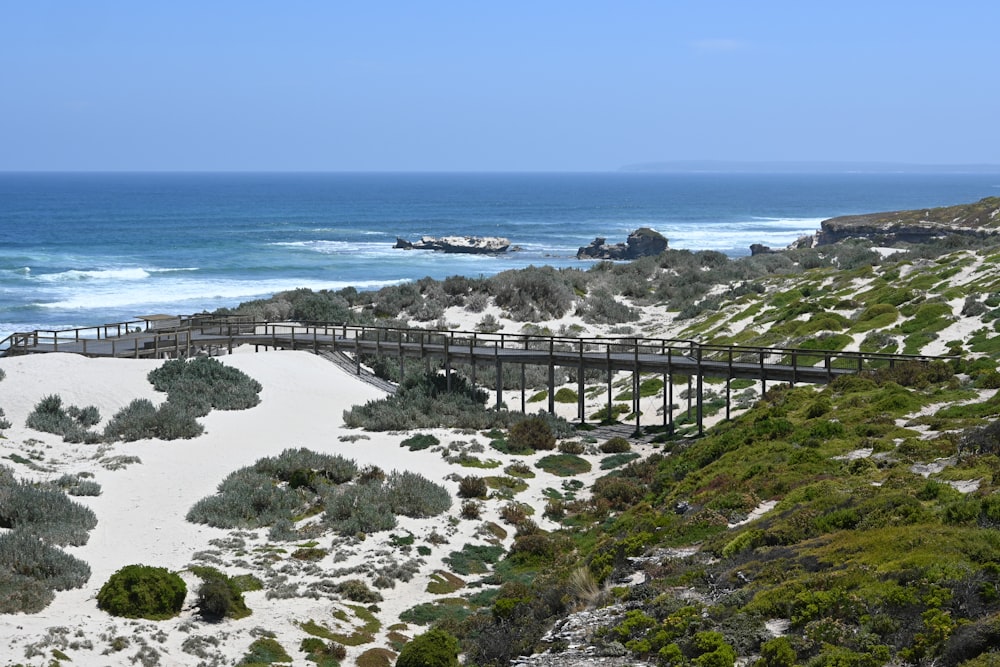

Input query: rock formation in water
[576,227,669,260]
[394,236,511,254]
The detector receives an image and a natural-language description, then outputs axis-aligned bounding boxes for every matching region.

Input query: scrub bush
[0,530,91,612]
[508,415,556,451]
[190,566,251,621]
[458,475,489,499]
[599,436,631,453]
[252,447,357,485]
[148,356,262,412]
[102,398,204,442]
[0,470,98,546]
[396,627,460,667]
[187,468,308,529]
[97,564,186,620]
[25,394,101,443]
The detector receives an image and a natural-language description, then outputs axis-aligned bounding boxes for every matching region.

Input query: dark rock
[749,243,776,255]
[577,228,668,260]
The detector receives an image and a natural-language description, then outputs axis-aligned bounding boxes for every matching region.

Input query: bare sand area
[0,348,658,666]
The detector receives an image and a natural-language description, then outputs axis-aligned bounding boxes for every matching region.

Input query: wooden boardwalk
[1,315,950,435]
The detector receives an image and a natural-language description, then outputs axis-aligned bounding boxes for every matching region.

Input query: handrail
[1,315,958,373]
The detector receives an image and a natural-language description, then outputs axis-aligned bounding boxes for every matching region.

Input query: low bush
[301,637,348,664]
[336,578,383,603]
[237,637,292,665]
[0,531,91,613]
[52,473,102,497]
[600,436,631,453]
[458,475,488,499]
[102,398,204,442]
[536,454,592,477]
[323,472,451,536]
[252,447,357,485]
[343,371,515,432]
[190,566,251,621]
[148,356,262,413]
[401,433,440,451]
[396,627,460,667]
[97,564,186,620]
[509,415,556,451]
[0,469,98,546]
[187,468,309,529]
[25,394,101,443]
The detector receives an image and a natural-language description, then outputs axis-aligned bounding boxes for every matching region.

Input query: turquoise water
[1,171,998,337]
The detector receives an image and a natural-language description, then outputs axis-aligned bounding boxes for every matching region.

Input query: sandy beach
[0,345,657,666]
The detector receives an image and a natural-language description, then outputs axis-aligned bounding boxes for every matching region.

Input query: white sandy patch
[0,349,676,666]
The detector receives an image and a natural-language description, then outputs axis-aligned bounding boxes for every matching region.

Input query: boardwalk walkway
[1,315,950,434]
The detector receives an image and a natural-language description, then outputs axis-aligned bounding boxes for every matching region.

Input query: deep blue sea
[1,171,999,339]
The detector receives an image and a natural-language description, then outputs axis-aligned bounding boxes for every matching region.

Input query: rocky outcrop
[791,196,1000,248]
[577,228,668,260]
[394,235,511,254]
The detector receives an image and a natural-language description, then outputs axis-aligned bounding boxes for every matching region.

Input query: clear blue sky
[2,1,997,171]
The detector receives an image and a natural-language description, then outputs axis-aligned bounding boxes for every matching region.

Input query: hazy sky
[2,1,997,171]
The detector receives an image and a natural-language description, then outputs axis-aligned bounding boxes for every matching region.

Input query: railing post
[578,341,585,424]
[548,338,555,415]
[633,341,640,433]
[726,348,732,421]
[667,347,674,434]
[696,345,704,436]
[445,334,452,392]
[471,334,477,388]
[791,350,797,385]
[495,343,503,409]
[606,344,613,423]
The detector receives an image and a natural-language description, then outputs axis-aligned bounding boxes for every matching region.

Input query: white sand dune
[0,349,629,666]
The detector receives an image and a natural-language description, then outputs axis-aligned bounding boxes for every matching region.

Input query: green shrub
[396,628,460,667]
[401,433,440,451]
[53,473,102,497]
[187,468,309,529]
[458,475,488,499]
[301,637,347,665]
[237,637,292,665]
[97,564,186,620]
[148,356,262,413]
[25,395,101,443]
[253,447,358,485]
[509,415,556,451]
[443,544,505,575]
[599,436,631,453]
[336,578,383,603]
[553,387,579,403]
[536,454,592,477]
[103,398,204,442]
[0,470,98,546]
[191,566,251,620]
[0,530,91,612]
[489,266,575,321]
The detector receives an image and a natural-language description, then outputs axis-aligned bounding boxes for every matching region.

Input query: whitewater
[1,171,998,338]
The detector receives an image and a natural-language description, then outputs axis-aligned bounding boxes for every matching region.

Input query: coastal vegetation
[6,197,1000,663]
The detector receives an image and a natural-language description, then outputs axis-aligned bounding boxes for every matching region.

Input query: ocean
[1,171,998,339]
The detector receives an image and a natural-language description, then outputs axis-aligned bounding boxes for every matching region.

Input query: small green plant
[97,564,186,620]
[535,454,592,477]
[599,436,631,453]
[458,475,488,499]
[190,566,252,621]
[237,637,292,665]
[401,433,440,451]
[395,627,461,667]
[508,415,557,451]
